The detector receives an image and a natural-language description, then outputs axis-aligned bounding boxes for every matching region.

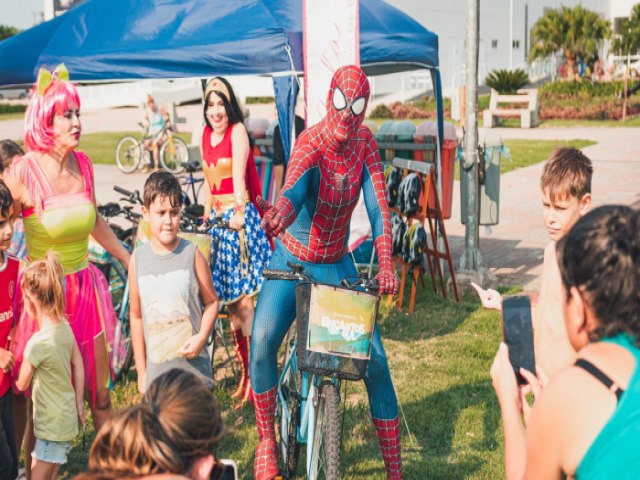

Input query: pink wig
[24,79,81,152]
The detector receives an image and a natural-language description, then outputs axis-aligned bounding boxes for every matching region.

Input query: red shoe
[373,417,404,479]
[253,387,279,480]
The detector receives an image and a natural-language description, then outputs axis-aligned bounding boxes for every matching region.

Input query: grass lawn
[57,288,514,479]
[0,111,26,121]
[451,138,595,181]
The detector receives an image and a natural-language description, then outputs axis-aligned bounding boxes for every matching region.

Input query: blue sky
[1,0,43,30]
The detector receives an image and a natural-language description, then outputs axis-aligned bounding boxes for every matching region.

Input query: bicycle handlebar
[113,186,142,205]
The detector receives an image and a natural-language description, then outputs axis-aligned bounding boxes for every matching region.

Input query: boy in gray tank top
[129,173,219,393]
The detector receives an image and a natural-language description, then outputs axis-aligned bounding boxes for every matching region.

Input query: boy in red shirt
[0,179,19,480]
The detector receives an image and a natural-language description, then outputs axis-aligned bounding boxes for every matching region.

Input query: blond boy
[474,147,593,378]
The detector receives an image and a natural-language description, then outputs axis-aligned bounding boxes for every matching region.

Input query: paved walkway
[446,127,640,290]
[2,107,638,290]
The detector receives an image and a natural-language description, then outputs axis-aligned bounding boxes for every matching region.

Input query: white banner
[303,0,359,127]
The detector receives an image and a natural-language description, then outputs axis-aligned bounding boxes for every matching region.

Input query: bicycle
[115,123,189,174]
[263,263,380,480]
[90,186,143,381]
[179,161,206,218]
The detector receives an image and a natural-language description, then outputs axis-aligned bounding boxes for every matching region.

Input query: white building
[384,0,638,95]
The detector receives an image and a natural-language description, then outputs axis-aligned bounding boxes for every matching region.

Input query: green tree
[0,25,20,42]
[611,3,640,57]
[529,5,611,80]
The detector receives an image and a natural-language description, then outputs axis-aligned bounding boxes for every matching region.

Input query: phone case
[502,295,536,385]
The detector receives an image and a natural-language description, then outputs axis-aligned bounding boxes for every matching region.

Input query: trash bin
[412,122,457,219]
[460,137,502,226]
[375,121,395,162]
[389,121,416,160]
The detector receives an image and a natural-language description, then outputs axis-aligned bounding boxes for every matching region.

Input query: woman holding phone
[491,205,639,479]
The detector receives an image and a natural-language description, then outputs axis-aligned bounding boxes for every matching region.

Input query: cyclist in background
[143,94,170,172]
[252,65,403,480]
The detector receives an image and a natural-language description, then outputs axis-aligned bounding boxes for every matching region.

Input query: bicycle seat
[98,202,121,218]
[185,203,205,218]
[181,161,201,173]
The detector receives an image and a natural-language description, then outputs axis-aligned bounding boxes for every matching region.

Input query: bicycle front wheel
[115,136,142,174]
[160,137,188,173]
[309,381,341,480]
[112,299,133,381]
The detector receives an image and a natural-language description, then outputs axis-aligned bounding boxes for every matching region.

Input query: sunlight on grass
[59,288,517,479]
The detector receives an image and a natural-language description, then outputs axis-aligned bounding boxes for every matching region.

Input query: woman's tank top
[19,152,96,273]
[576,334,640,478]
[134,239,213,389]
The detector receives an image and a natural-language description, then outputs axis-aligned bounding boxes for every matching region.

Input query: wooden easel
[390,158,460,313]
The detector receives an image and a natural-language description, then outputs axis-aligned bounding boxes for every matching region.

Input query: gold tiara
[205,78,231,102]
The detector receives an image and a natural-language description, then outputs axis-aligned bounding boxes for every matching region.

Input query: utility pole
[460,0,481,273]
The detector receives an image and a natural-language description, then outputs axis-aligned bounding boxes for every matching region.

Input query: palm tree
[529,5,611,81]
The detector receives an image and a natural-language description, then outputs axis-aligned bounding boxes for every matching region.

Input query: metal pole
[461,0,481,272]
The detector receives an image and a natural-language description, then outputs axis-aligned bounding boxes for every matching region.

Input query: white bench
[483,88,539,129]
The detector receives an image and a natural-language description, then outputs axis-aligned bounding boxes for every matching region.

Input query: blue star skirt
[209,202,272,305]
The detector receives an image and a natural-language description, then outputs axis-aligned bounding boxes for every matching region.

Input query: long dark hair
[557,205,639,343]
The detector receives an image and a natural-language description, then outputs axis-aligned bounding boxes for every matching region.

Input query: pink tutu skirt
[12,263,117,406]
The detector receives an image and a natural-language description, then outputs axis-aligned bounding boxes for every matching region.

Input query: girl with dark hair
[491,205,640,479]
[199,77,271,408]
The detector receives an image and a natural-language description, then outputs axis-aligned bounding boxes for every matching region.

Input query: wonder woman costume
[11,152,116,405]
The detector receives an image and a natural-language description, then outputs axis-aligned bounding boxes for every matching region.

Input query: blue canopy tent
[0,0,443,165]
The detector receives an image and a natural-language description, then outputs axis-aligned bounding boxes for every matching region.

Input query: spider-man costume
[251,66,403,480]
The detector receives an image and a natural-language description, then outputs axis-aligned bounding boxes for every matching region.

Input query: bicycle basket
[295,283,379,381]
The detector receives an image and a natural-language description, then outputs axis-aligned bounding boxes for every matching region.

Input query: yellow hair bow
[36,63,70,96]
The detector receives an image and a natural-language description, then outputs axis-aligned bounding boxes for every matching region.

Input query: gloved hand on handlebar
[375,269,399,295]
[373,236,399,295]
[256,196,296,238]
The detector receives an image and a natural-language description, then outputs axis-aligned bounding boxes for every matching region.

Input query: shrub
[245,96,275,104]
[369,103,393,119]
[539,80,637,98]
[0,104,26,114]
[485,69,530,94]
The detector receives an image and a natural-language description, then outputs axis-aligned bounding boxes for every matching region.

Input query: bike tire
[115,136,142,174]
[160,137,188,174]
[309,381,341,480]
[278,329,301,477]
[112,306,133,382]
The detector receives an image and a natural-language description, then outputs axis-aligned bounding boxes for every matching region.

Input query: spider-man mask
[324,65,370,146]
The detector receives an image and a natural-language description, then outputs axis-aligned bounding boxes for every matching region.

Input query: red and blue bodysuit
[250,66,403,480]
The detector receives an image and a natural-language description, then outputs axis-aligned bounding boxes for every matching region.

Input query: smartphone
[210,459,238,480]
[501,296,535,385]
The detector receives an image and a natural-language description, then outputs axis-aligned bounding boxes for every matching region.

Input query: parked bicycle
[263,263,380,480]
[89,186,143,381]
[115,123,189,174]
[179,161,206,218]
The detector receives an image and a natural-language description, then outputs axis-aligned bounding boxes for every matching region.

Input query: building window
[491,39,498,49]
[512,40,520,49]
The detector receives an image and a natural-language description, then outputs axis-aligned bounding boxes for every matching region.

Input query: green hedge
[245,96,275,104]
[540,80,638,98]
[0,104,26,114]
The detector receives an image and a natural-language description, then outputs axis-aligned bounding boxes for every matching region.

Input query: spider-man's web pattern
[251,66,402,479]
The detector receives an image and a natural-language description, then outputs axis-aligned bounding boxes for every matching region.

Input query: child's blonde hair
[21,251,66,319]
[540,147,593,203]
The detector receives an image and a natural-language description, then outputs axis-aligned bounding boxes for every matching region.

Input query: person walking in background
[128,172,218,394]
[142,95,170,172]
[15,252,85,480]
[198,77,271,408]
[5,65,129,450]
[0,180,20,480]
[272,94,306,198]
